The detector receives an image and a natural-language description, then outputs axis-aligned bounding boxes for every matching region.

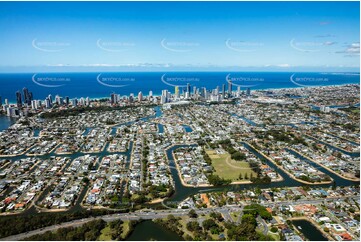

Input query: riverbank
[171,149,212,188]
[306,134,360,155]
[288,148,360,182]
[290,216,333,241]
[244,142,333,185]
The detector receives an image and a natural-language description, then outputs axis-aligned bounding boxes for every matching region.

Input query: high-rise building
[6,107,19,117]
[5,99,8,106]
[65,96,70,106]
[161,90,168,103]
[45,97,51,109]
[31,100,38,110]
[149,90,153,97]
[175,86,179,98]
[16,91,22,108]
[237,86,241,97]
[110,93,116,104]
[129,94,134,103]
[222,84,226,98]
[138,91,143,102]
[86,97,90,106]
[160,95,166,104]
[0,96,2,107]
[71,98,78,107]
[48,94,53,104]
[79,97,85,106]
[23,87,31,105]
[187,83,191,95]
[228,80,232,97]
[55,95,63,105]
[246,88,251,96]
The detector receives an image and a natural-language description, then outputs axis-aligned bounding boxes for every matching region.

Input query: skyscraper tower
[45,97,51,109]
[187,83,191,95]
[138,91,143,102]
[110,93,116,104]
[222,84,226,98]
[23,87,31,105]
[16,91,22,108]
[175,86,179,98]
[48,94,53,104]
[228,80,232,97]
[237,86,241,97]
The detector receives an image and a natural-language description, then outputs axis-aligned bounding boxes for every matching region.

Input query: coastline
[0,74,359,104]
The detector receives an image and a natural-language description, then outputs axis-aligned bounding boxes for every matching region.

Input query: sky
[0,1,359,72]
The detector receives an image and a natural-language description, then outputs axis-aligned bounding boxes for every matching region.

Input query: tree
[238,173,243,180]
[188,209,198,218]
[186,221,201,232]
[82,177,90,184]
[202,219,217,230]
[270,227,278,233]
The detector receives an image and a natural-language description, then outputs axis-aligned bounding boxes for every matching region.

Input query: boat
[297,226,302,230]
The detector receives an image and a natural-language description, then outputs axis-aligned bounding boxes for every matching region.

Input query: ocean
[0,72,359,103]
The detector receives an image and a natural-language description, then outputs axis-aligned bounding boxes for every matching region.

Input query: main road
[1,195,358,241]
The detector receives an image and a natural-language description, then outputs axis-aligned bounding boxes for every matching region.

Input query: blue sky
[0,1,359,72]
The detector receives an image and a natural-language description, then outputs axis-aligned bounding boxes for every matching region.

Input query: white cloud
[336,42,360,56]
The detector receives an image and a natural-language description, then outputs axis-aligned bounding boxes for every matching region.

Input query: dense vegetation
[219,139,246,161]
[225,214,273,241]
[207,174,232,186]
[107,219,138,240]
[226,205,273,241]
[243,204,273,220]
[154,215,184,238]
[0,209,127,238]
[23,219,106,241]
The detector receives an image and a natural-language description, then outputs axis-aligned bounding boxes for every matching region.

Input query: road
[0,206,242,241]
[1,195,358,241]
[256,215,268,235]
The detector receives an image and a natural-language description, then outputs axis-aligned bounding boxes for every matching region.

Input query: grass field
[230,211,241,222]
[121,221,130,239]
[98,221,130,241]
[206,149,256,181]
[98,225,112,241]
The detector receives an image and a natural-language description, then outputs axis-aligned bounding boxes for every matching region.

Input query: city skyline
[0,1,359,241]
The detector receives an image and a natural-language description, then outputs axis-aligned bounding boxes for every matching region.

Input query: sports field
[206,149,256,181]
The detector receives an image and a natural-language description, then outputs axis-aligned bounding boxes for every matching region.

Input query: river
[0,115,16,132]
[2,105,359,215]
[292,219,328,241]
[126,220,183,241]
